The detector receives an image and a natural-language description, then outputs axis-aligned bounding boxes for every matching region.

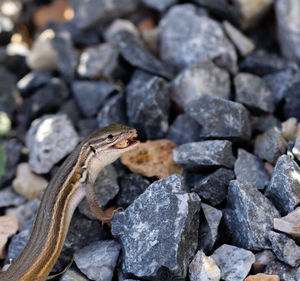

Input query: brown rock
[281,118,298,141]
[264,162,274,177]
[0,214,18,259]
[138,17,156,32]
[245,273,280,281]
[120,140,182,179]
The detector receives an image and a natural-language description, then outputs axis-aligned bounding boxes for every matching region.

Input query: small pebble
[244,273,280,281]
[253,250,276,273]
[281,117,298,141]
[0,214,18,259]
[61,269,89,281]
[0,111,11,136]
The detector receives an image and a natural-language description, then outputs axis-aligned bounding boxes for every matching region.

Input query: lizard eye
[90,146,96,153]
[107,134,114,140]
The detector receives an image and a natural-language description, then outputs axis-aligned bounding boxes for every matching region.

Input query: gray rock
[268,231,300,267]
[142,0,178,11]
[189,250,221,281]
[212,244,255,281]
[97,92,127,128]
[253,250,276,273]
[185,94,251,140]
[0,139,22,189]
[117,173,150,208]
[173,140,236,171]
[77,43,119,79]
[223,21,255,56]
[283,81,300,120]
[198,203,222,253]
[72,81,116,117]
[0,186,25,207]
[159,4,237,73]
[74,240,121,281]
[224,180,280,250]
[254,127,288,164]
[251,114,281,134]
[61,269,89,281]
[111,175,201,280]
[265,155,300,215]
[26,114,79,174]
[126,70,170,139]
[274,207,300,238]
[234,73,275,113]
[77,118,98,137]
[171,62,230,109]
[70,0,139,30]
[186,168,235,206]
[234,148,269,190]
[167,114,203,145]
[264,260,298,281]
[276,0,300,63]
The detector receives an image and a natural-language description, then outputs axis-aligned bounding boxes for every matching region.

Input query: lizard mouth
[113,133,139,149]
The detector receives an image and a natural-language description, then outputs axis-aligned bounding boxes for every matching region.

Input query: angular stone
[224,180,280,250]
[245,273,280,281]
[268,231,300,267]
[0,139,22,189]
[198,203,222,253]
[223,21,255,56]
[254,127,288,164]
[77,118,98,137]
[111,175,201,280]
[264,261,298,281]
[283,81,300,120]
[212,244,255,281]
[142,0,178,11]
[274,207,300,238]
[167,114,203,145]
[26,114,79,174]
[0,214,18,258]
[251,114,281,134]
[70,0,139,30]
[0,187,25,208]
[97,92,127,128]
[276,0,300,63]
[77,43,119,78]
[61,269,89,281]
[173,140,236,171]
[171,62,230,109]
[74,240,121,281]
[126,70,170,139]
[186,168,235,206]
[159,4,237,73]
[282,118,299,141]
[117,173,150,208]
[234,73,275,113]
[185,94,251,140]
[253,250,276,273]
[234,148,269,190]
[189,250,220,281]
[72,81,115,117]
[265,155,300,215]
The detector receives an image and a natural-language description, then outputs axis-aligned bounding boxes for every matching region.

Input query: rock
[253,250,276,273]
[224,180,280,250]
[282,118,298,141]
[268,231,300,267]
[141,0,178,11]
[283,81,300,120]
[117,173,150,208]
[234,148,269,190]
[26,29,58,71]
[0,111,11,137]
[0,187,25,208]
[159,4,237,74]
[245,273,280,281]
[77,43,119,79]
[276,0,300,63]
[97,92,127,128]
[212,244,255,281]
[0,139,22,189]
[72,81,116,117]
[167,114,203,145]
[234,73,275,113]
[251,114,281,134]
[186,168,235,206]
[223,21,255,56]
[265,155,300,215]
[198,203,222,253]
[171,62,230,109]
[0,214,18,259]
[74,240,121,281]
[254,127,288,164]
[264,261,299,281]
[106,20,170,79]
[17,71,52,96]
[173,140,235,171]
[0,66,19,115]
[111,175,201,280]
[77,118,98,137]
[189,250,221,281]
[126,70,170,139]
[292,135,300,160]
[70,0,139,30]
[61,269,89,281]
[120,140,181,179]
[26,114,79,174]
[0,15,14,46]
[185,94,251,140]
[12,163,48,199]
